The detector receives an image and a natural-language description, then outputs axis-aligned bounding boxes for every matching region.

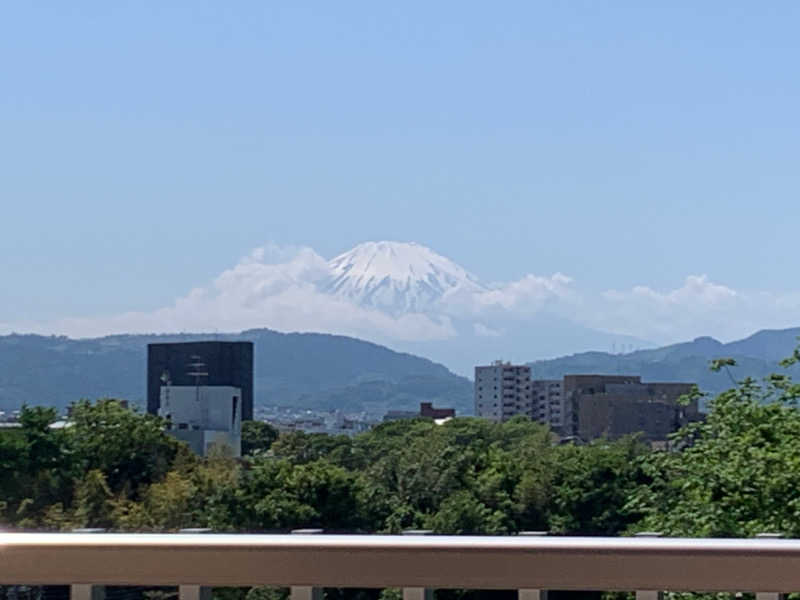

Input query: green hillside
[529,328,800,395]
[0,329,472,415]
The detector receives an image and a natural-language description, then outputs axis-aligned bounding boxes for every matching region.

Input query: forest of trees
[3,356,800,599]
[3,355,800,537]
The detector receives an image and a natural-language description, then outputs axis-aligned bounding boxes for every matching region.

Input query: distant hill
[529,328,800,396]
[0,329,472,416]
[6,326,799,418]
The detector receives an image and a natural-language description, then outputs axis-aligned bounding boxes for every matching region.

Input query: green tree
[271,431,354,467]
[426,489,508,534]
[0,406,77,525]
[74,469,114,529]
[548,436,649,535]
[234,457,362,531]
[628,370,800,537]
[68,399,182,498]
[242,421,280,456]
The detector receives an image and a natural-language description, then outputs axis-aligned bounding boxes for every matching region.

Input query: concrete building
[383,410,419,422]
[531,379,566,434]
[158,385,242,457]
[419,402,455,419]
[474,364,698,444]
[147,341,254,421]
[562,375,699,443]
[383,402,456,423]
[474,361,532,422]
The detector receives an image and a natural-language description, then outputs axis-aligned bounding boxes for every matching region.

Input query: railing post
[634,533,663,600]
[179,528,214,600]
[402,589,433,600]
[291,529,324,600]
[402,530,434,600]
[518,532,549,600]
[179,586,212,600]
[71,585,106,600]
[755,533,786,600]
[70,529,107,600]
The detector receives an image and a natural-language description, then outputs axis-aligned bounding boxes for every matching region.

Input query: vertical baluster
[634,533,663,600]
[401,530,434,600]
[70,529,107,600]
[755,533,785,600]
[179,586,212,600]
[517,590,544,600]
[402,588,433,600]
[518,532,549,600]
[178,527,214,600]
[70,585,105,600]
[290,529,325,600]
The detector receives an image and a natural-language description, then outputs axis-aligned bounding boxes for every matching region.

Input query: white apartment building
[159,385,242,457]
[474,361,533,422]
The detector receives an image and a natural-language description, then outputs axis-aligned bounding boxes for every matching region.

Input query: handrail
[1,533,799,592]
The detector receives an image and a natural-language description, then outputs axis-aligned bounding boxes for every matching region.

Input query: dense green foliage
[0,402,649,535]
[5,354,800,538]
[5,354,800,599]
[629,373,800,537]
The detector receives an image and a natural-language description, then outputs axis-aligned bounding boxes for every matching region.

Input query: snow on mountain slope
[323,241,485,313]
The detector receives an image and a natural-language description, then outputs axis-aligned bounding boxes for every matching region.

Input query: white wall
[159,385,242,457]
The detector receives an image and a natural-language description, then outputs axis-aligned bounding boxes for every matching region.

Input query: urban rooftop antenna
[187,355,209,403]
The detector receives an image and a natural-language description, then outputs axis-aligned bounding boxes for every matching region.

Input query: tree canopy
[3,351,800,546]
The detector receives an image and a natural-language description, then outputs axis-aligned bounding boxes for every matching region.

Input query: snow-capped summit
[323,241,484,313]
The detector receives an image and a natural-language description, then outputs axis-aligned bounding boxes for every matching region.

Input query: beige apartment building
[531,379,567,434]
[474,361,533,422]
[475,367,699,444]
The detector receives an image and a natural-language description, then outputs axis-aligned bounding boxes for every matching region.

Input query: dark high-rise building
[562,375,700,443]
[147,341,254,421]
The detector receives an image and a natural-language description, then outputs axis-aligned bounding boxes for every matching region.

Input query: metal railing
[1,533,799,600]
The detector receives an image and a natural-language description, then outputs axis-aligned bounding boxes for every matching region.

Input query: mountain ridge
[315,240,654,372]
[0,329,472,415]
[529,327,800,395]
[2,326,799,417]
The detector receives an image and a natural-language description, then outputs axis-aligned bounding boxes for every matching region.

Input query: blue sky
[2,2,800,345]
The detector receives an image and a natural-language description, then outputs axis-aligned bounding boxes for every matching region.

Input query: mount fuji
[13,239,652,378]
[313,241,651,373]
[323,241,485,314]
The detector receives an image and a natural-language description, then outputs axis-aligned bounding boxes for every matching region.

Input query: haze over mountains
[317,242,648,373]
[6,241,657,376]
[1,326,798,415]
[530,328,800,396]
[8,240,800,381]
[0,329,472,415]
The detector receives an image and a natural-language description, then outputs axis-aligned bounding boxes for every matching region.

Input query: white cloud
[22,246,456,343]
[485,272,578,315]
[473,323,503,337]
[7,244,800,351]
[590,275,800,343]
[442,272,578,318]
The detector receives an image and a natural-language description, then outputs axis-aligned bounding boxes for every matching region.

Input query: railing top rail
[2,533,800,551]
[2,533,800,592]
